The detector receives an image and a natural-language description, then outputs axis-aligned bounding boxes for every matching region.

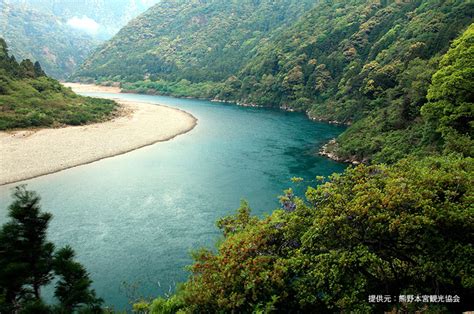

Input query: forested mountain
[5,0,160,40]
[234,0,473,163]
[75,0,473,163]
[0,38,116,130]
[2,1,472,312]
[0,2,99,78]
[73,0,318,82]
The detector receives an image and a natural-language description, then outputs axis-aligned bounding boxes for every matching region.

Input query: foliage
[293,156,473,312]
[421,23,474,157]
[54,246,103,313]
[141,156,473,312]
[336,20,474,163]
[0,186,54,312]
[121,79,224,99]
[132,295,184,314]
[0,186,103,313]
[238,0,473,163]
[0,38,117,130]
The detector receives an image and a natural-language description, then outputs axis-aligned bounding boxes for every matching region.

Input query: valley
[0,0,472,312]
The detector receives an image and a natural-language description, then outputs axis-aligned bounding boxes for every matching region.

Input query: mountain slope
[0,2,99,78]
[234,0,472,116]
[73,0,318,82]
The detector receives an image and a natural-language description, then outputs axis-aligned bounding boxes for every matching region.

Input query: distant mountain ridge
[5,0,161,40]
[0,2,99,78]
[1,0,160,78]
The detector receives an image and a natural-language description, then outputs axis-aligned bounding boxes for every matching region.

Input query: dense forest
[73,0,317,82]
[74,0,473,163]
[0,2,99,78]
[0,38,116,130]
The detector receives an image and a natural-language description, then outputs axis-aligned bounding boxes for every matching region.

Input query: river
[0,92,346,309]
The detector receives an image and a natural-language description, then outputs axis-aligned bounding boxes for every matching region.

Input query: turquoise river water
[0,92,346,309]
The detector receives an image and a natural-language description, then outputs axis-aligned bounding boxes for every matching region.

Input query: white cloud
[66,16,100,35]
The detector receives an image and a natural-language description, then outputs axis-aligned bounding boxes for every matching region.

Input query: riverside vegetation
[0,38,117,130]
[134,155,473,313]
[1,0,473,312]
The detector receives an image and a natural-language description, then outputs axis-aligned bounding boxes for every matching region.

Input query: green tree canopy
[142,156,474,312]
[0,186,54,311]
[422,23,474,156]
[53,246,103,313]
[0,186,103,313]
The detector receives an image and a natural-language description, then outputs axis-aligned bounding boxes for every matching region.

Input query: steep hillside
[73,0,317,82]
[225,0,473,162]
[0,38,116,130]
[234,0,472,110]
[0,2,99,78]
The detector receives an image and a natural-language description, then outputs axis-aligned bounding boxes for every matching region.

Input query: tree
[53,246,103,313]
[421,23,474,156]
[0,186,54,311]
[0,38,8,58]
[294,156,474,312]
[34,61,46,78]
[0,186,103,313]
[19,59,36,78]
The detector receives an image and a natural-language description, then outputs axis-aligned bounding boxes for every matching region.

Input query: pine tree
[0,186,55,311]
[53,246,103,313]
[0,38,7,57]
[1,186,104,312]
[34,61,46,77]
